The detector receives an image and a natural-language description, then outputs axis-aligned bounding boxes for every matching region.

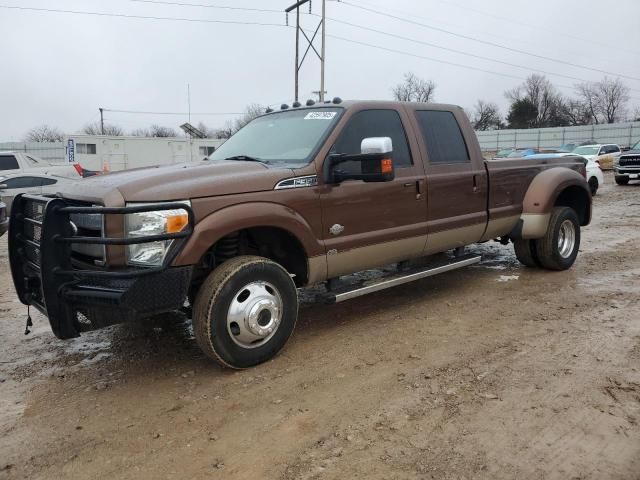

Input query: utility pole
[320,0,326,102]
[99,107,104,135]
[285,0,326,103]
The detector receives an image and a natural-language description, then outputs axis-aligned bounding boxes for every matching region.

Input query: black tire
[588,177,598,195]
[192,255,298,369]
[615,176,629,185]
[513,239,540,268]
[533,207,580,271]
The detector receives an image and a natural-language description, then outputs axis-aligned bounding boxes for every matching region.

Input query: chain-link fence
[0,142,66,163]
[476,122,640,153]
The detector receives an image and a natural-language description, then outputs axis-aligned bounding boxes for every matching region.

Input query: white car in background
[0,151,85,179]
[0,172,75,215]
[527,153,604,195]
[571,144,621,170]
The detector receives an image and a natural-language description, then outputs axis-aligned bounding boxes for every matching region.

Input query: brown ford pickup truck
[8,100,591,368]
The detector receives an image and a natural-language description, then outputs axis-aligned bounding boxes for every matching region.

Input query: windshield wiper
[224,155,268,164]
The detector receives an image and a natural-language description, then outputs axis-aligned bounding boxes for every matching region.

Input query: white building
[65,135,224,172]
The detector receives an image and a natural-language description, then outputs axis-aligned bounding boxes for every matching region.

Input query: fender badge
[329,224,344,236]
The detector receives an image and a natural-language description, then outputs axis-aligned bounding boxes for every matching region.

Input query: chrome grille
[69,211,105,265]
[619,156,640,167]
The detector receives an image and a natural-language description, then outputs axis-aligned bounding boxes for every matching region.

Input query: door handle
[403,182,413,187]
[472,174,479,193]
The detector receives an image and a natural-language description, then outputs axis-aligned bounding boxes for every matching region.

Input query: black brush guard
[8,194,194,339]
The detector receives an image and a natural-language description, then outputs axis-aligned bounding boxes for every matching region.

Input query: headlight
[125,201,190,266]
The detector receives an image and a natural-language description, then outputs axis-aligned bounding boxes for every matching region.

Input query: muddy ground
[1,172,639,480]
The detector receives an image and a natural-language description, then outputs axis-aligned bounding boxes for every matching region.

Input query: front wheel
[192,256,299,369]
[533,207,580,271]
[615,176,629,185]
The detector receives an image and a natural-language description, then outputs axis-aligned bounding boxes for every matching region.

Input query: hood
[59,160,294,206]
[620,149,640,157]
[581,155,597,161]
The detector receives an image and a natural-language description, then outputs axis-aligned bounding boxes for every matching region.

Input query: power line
[322,32,640,103]
[0,4,287,27]
[316,14,640,94]
[103,109,244,115]
[338,0,640,83]
[436,0,640,58]
[129,0,282,14]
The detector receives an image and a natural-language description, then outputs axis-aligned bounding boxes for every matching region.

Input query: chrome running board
[322,254,481,304]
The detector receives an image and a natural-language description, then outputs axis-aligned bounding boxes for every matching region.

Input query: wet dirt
[1,172,639,479]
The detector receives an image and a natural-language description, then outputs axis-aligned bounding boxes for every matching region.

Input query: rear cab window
[0,155,20,170]
[414,110,470,164]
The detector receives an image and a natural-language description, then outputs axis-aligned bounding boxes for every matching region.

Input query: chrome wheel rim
[227,281,283,349]
[558,220,576,258]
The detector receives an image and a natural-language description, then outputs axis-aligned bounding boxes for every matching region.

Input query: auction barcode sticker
[304,111,337,120]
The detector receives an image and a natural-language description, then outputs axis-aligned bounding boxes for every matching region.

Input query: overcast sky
[1,0,639,140]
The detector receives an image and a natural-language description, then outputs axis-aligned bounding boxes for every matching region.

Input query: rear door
[318,107,427,278]
[411,108,488,254]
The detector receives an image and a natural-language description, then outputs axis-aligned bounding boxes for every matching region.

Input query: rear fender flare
[512,168,591,239]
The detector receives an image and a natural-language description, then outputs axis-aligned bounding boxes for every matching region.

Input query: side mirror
[0,184,7,190]
[328,137,395,184]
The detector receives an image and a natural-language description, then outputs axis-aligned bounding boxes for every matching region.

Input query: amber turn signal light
[166,213,189,233]
[381,158,393,174]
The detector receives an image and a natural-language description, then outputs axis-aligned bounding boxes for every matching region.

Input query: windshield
[572,146,599,155]
[209,108,342,165]
[632,140,640,150]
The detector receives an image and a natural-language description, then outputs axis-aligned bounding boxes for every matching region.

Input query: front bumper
[614,167,640,178]
[8,195,194,339]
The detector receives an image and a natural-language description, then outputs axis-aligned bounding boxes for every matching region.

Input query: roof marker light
[280,104,289,110]
[292,101,301,108]
[332,97,342,104]
[306,99,315,106]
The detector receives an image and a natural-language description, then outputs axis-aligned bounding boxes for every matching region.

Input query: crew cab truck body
[0,151,83,179]
[8,101,591,368]
[614,140,640,185]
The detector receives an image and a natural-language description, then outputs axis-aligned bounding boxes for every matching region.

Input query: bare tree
[24,125,65,142]
[82,122,124,136]
[392,72,436,103]
[505,74,562,127]
[214,104,265,139]
[598,77,630,124]
[575,82,602,125]
[130,125,178,137]
[471,100,503,130]
[560,98,592,126]
[576,77,630,124]
[196,122,216,138]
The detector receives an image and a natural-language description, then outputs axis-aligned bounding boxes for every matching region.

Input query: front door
[412,109,488,254]
[318,108,427,278]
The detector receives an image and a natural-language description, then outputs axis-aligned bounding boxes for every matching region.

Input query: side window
[0,155,19,170]
[40,177,58,186]
[3,176,43,188]
[77,143,97,154]
[415,110,470,164]
[333,110,412,170]
[608,145,620,153]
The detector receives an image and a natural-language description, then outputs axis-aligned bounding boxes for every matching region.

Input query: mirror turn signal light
[381,158,393,174]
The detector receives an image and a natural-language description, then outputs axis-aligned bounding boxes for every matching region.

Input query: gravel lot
[1,172,639,480]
